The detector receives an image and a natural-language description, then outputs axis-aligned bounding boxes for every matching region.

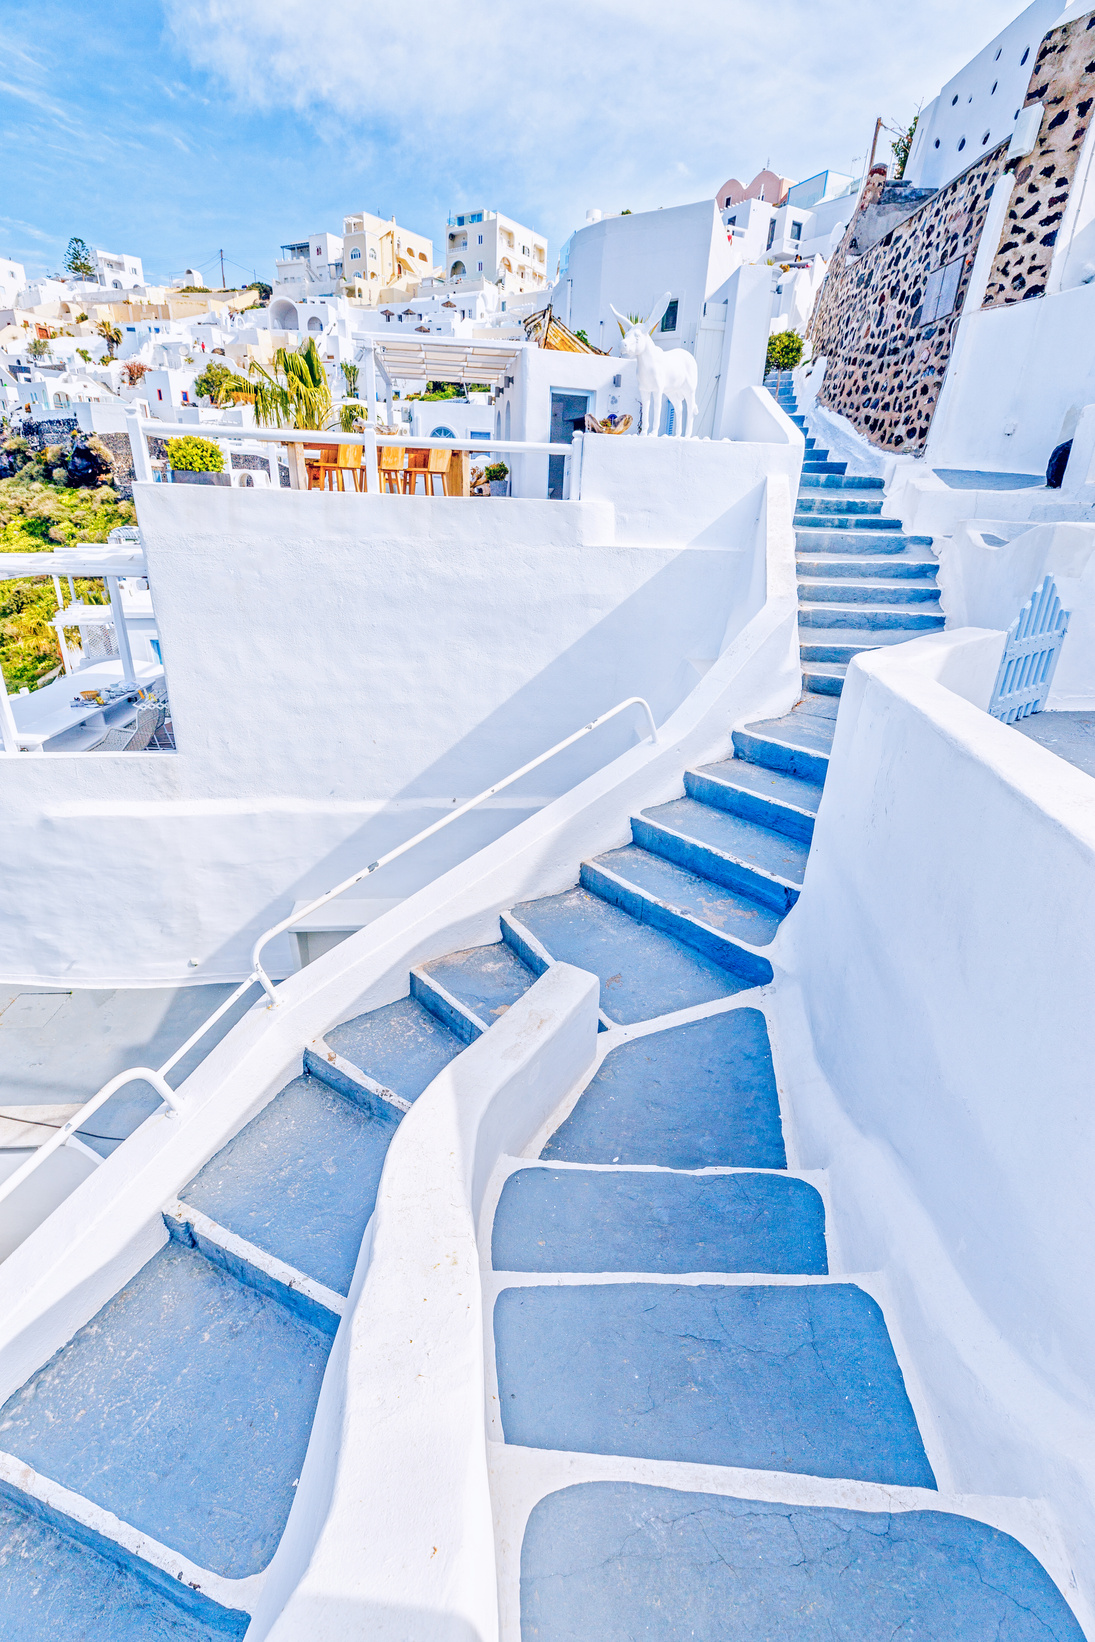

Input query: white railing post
[0,667,18,754]
[106,575,137,685]
[362,425,379,495]
[125,409,153,485]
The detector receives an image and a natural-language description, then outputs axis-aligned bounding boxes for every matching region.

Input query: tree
[193,360,252,406]
[248,337,332,429]
[27,338,51,361]
[123,361,150,387]
[246,281,272,304]
[76,348,91,365]
[340,361,359,397]
[891,115,918,179]
[63,237,96,280]
[95,320,122,357]
[765,330,804,374]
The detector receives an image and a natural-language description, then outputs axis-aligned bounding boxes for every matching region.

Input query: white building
[274,232,345,294]
[342,213,434,294]
[720,169,857,267]
[93,249,145,290]
[903,0,1063,191]
[0,257,25,308]
[445,210,548,294]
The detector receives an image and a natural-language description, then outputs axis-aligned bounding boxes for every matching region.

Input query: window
[478,261,483,272]
[1020,46,1029,64]
[766,219,776,250]
[958,137,966,150]
[660,299,678,333]
[157,388,163,400]
[470,213,483,223]
[919,255,964,325]
[478,234,483,244]
[315,247,322,257]
[181,391,189,404]
[431,425,456,438]
[350,248,361,260]
[790,220,802,242]
[726,214,736,226]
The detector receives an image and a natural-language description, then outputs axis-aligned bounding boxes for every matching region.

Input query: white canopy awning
[369,336,523,386]
[0,544,145,580]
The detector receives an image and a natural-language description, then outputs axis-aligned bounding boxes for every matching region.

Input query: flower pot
[489,479,510,496]
[170,469,230,485]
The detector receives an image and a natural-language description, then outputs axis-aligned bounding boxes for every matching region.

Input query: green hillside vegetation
[0,464,136,690]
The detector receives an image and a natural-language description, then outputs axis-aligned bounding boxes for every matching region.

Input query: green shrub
[766,330,804,374]
[484,461,509,482]
[166,435,224,472]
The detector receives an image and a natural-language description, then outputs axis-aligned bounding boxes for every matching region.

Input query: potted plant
[485,460,509,497]
[166,434,229,485]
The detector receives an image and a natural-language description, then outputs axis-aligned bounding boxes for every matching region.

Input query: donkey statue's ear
[609,302,631,337]
[647,291,673,333]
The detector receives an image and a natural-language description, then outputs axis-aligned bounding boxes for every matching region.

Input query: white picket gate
[988,575,1070,723]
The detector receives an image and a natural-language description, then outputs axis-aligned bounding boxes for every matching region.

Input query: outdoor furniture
[89,702,165,752]
[423,448,451,495]
[379,446,406,493]
[331,444,366,492]
[402,449,430,494]
[304,445,340,490]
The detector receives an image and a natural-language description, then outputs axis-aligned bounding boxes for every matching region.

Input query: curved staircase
[0,668,1081,1627]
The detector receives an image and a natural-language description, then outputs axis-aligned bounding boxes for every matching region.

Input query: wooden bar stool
[402,449,430,494]
[334,444,365,492]
[378,446,406,493]
[305,445,339,490]
[424,448,451,496]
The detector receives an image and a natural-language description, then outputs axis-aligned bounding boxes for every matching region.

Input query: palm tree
[94,320,122,358]
[248,337,332,429]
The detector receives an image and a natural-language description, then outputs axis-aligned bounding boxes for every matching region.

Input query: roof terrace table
[9,661,165,750]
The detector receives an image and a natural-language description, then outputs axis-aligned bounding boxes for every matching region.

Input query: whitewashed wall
[781,629,1095,1606]
[0,438,789,986]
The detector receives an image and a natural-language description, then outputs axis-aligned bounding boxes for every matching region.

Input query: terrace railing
[0,695,658,1211]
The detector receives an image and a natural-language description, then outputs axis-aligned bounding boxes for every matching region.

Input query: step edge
[409,966,488,1045]
[164,1199,346,1335]
[684,766,820,822]
[633,812,804,895]
[307,1039,411,1113]
[0,1448,257,1633]
[579,855,777,972]
[499,909,555,978]
[734,726,831,766]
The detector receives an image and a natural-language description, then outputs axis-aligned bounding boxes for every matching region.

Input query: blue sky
[2,0,1027,286]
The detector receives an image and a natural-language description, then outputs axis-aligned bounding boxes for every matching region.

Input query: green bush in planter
[484,461,509,482]
[166,435,224,473]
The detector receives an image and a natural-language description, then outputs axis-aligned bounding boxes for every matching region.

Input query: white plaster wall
[903,0,1065,191]
[782,630,1095,1602]
[937,519,1095,704]
[0,439,785,987]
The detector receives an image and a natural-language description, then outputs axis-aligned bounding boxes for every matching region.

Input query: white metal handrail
[0,696,657,1208]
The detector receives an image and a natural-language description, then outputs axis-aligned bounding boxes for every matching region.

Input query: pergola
[363,336,524,424]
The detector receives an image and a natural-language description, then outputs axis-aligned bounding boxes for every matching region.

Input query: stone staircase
[0,651,1079,1628]
[767,370,944,696]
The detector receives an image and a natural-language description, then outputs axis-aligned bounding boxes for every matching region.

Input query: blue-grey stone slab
[640,798,811,885]
[492,1169,826,1275]
[586,847,784,948]
[0,1243,332,1579]
[934,468,1043,490]
[1012,710,1095,780]
[495,1281,935,1488]
[181,1073,398,1295]
[541,1010,785,1169]
[325,995,462,1100]
[511,889,747,1024]
[420,940,536,1024]
[0,1494,248,1639]
[521,1483,1084,1640]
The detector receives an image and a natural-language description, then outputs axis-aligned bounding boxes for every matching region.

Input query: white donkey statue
[610,294,698,437]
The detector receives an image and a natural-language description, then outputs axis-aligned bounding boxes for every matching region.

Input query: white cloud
[167,0,1026,241]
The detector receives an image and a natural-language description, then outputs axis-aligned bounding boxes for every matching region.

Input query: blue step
[794,528,930,554]
[540,1008,786,1168]
[733,711,834,785]
[324,995,462,1103]
[579,847,780,975]
[799,628,918,663]
[797,554,937,580]
[180,1071,397,1296]
[684,757,822,842]
[801,473,885,490]
[796,495,885,517]
[495,1281,937,1487]
[0,1493,249,1639]
[798,578,941,606]
[795,512,904,531]
[801,460,846,475]
[492,1168,828,1274]
[0,1241,332,1580]
[802,663,847,696]
[520,1485,1087,1642]
[417,940,535,1027]
[633,796,809,912]
[798,603,945,632]
[507,887,750,1025]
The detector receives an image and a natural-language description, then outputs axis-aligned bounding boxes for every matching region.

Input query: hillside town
[1,0,1095,1638]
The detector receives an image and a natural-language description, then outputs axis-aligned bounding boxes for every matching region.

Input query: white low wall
[782,630,1095,1604]
[937,520,1095,706]
[0,432,792,987]
[252,964,600,1642]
